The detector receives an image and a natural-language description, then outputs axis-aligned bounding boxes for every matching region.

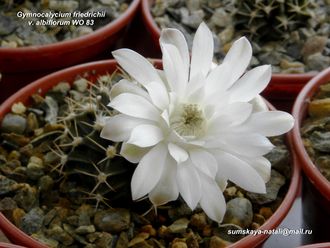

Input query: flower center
[171,103,206,137]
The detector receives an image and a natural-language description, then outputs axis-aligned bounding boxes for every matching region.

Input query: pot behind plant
[0,0,140,104]
[0,60,300,248]
[291,67,330,243]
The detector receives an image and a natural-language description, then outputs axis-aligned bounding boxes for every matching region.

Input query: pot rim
[0,0,140,54]
[291,67,330,200]
[0,59,300,248]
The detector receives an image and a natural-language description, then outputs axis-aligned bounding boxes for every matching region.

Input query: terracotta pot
[0,243,27,248]
[0,60,300,248]
[0,0,140,74]
[141,0,315,111]
[290,67,330,243]
[0,0,140,104]
[291,67,330,205]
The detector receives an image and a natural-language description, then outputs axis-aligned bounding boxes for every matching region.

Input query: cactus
[234,0,316,40]
[28,73,135,208]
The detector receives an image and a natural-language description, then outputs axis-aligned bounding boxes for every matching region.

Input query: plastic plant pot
[0,60,300,248]
[0,0,140,74]
[290,67,330,243]
[291,67,330,207]
[0,0,140,104]
[0,243,27,248]
[141,0,315,109]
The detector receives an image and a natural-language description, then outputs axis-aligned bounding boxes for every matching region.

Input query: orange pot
[0,0,141,104]
[291,67,330,206]
[0,60,300,248]
[0,243,27,248]
[0,0,140,73]
[290,67,330,243]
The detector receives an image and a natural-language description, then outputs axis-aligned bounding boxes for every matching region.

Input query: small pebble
[259,207,273,220]
[302,36,328,57]
[140,225,157,237]
[247,170,286,205]
[95,232,114,248]
[209,236,231,248]
[128,232,150,247]
[223,198,253,228]
[12,208,26,227]
[116,232,129,248]
[31,233,59,248]
[0,176,20,195]
[168,218,190,234]
[94,209,131,233]
[1,113,27,134]
[11,102,26,115]
[253,214,266,225]
[20,207,44,235]
[171,238,188,248]
[190,212,208,230]
[46,224,74,246]
[75,225,96,235]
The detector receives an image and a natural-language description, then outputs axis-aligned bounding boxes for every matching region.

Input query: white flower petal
[177,160,201,210]
[204,62,232,95]
[128,124,164,148]
[199,171,226,222]
[216,172,228,191]
[160,28,190,77]
[189,148,217,179]
[157,69,170,89]
[187,86,205,104]
[222,37,252,83]
[190,22,214,79]
[228,65,271,103]
[238,111,295,137]
[110,79,149,100]
[131,143,167,200]
[223,133,274,157]
[208,102,253,134]
[101,114,150,142]
[120,142,149,163]
[161,109,170,126]
[186,72,204,98]
[149,155,179,206]
[168,143,189,163]
[242,156,271,182]
[109,93,160,121]
[204,37,252,96]
[112,49,162,86]
[161,43,188,98]
[250,95,269,113]
[213,151,266,193]
[145,81,169,110]
[206,133,274,157]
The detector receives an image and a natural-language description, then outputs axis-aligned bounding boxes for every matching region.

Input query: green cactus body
[234,0,316,40]
[49,74,135,208]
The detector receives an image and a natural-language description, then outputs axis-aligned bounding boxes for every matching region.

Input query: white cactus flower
[101,23,294,222]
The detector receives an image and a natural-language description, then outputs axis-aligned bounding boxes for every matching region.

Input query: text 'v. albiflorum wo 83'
[101,23,294,223]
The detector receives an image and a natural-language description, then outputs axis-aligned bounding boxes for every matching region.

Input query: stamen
[170,103,206,137]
